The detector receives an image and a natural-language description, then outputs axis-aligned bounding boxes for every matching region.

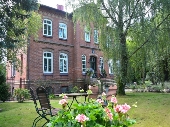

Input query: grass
[0,92,170,127]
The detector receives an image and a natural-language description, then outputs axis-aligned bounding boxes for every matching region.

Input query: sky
[39,0,66,10]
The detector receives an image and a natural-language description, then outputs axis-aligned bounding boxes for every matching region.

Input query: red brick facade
[6,5,114,93]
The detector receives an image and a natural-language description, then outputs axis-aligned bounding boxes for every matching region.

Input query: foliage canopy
[66,0,170,95]
[0,0,42,64]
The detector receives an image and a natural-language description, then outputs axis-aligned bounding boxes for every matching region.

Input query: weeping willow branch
[128,13,170,59]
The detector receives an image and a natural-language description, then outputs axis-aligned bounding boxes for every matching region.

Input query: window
[94,29,99,43]
[82,55,86,73]
[106,36,111,48]
[59,53,68,73]
[59,23,67,39]
[84,27,90,42]
[11,62,15,77]
[99,57,104,73]
[108,59,113,74]
[43,52,53,73]
[43,19,52,36]
[85,31,90,42]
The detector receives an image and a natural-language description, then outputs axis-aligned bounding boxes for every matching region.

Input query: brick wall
[6,4,114,94]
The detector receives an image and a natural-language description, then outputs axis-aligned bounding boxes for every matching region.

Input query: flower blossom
[102,92,106,96]
[96,99,104,104]
[104,107,111,113]
[107,112,113,120]
[59,94,68,99]
[59,99,68,105]
[75,114,89,123]
[110,96,117,104]
[104,108,113,120]
[62,95,68,99]
[88,85,92,90]
[114,103,131,114]
[121,103,131,113]
[114,104,123,113]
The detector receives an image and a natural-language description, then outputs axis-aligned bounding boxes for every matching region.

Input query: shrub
[14,88,30,103]
[151,86,162,92]
[71,86,79,93]
[49,94,56,99]
[47,92,136,127]
[0,64,10,102]
[0,83,10,102]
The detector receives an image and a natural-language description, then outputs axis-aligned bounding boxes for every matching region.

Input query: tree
[0,63,10,102]
[66,0,170,95]
[0,0,42,64]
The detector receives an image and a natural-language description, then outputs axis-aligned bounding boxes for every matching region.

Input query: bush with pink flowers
[47,93,136,127]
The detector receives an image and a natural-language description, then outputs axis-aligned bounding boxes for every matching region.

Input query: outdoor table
[55,93,89,110]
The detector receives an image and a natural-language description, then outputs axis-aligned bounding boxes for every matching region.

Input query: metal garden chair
[30,87,59,127]
[30,87,45,127]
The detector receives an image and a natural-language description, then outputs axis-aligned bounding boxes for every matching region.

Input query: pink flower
[110,96,117,104]
[102,92,106,96]
[104,107,113,120]
[96,99,104,104]
[75,114,89,123]
[107,112,113,120]
[59,99,68,105]
[121,103,131,113]
[88,85,92,90]
[104,107,111,113]
[114,103,131,114]
[63,95,68,99]
[114,104,123,113]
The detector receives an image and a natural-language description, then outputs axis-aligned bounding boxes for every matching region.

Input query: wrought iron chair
[30,87,59,127]
[30,87,44,127]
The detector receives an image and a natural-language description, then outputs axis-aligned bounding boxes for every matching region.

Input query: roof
[40,4,73,16]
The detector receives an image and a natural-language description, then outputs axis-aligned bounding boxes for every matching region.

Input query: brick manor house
[6,4,114,94]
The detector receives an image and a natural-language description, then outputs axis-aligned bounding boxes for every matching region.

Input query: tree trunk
[117,33,127,95]
[116,1,127,95]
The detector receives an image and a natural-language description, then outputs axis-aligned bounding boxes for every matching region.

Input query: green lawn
[0,92,170,127]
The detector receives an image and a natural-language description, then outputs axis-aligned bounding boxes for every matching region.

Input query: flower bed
[47,91,136,127]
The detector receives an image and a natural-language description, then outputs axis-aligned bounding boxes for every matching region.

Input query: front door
[90,56,97,78]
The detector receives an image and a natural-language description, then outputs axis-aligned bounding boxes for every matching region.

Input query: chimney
[57,4,64,11]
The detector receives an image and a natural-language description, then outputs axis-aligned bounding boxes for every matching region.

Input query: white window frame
[43,19,52,36]
[43,51,53,73]
[59,23,67,40]
[82,55,86,73]
[59,53,68,73]
[108,59,113,74]
[99,57,104,73]
[106,36,111,48]
[94,29,99,43]
[84,30,90,42]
